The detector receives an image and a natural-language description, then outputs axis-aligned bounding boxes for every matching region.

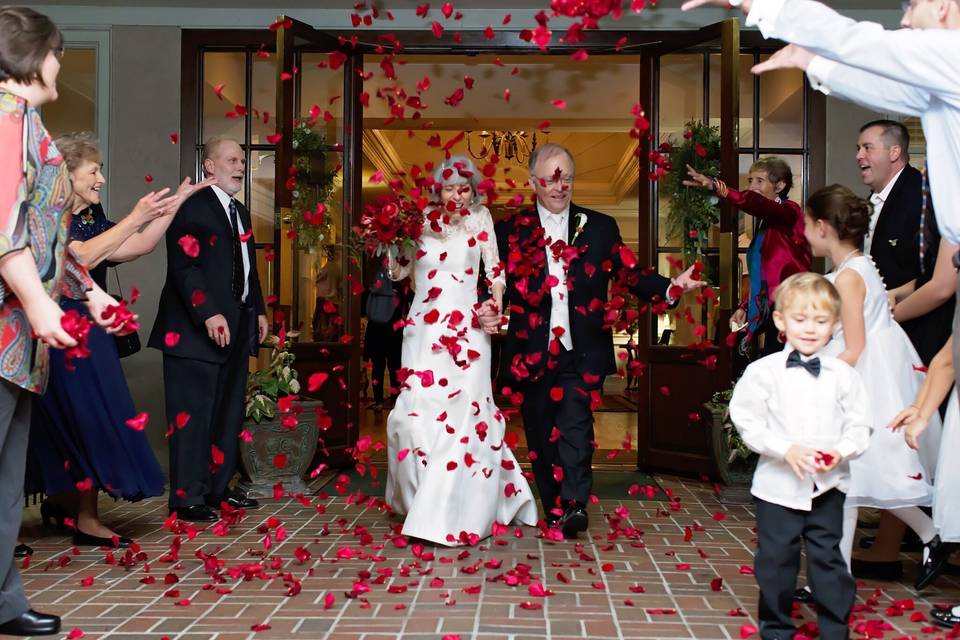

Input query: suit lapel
[202,186,235,239]
[567,204,578,244]
[872,167,911,248]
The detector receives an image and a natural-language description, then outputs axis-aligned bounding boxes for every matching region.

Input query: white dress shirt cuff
[744,0,787,36]
[665,280,677,305]
[805,55,839,95]
[834,438,859,460]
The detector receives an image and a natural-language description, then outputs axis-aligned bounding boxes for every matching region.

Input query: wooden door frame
[180,25,824,473]
[635,24,826,477]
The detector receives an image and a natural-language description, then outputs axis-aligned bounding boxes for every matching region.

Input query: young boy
[730,272,872,640]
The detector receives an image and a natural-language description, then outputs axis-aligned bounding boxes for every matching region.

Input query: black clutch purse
[110,267,141,358]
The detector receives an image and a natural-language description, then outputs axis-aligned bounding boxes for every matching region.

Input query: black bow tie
[786,350,821,377]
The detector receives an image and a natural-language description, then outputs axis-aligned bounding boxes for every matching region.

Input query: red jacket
[727,189,811,309]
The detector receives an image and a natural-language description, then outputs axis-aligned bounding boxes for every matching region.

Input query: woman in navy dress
[27,132,210,547]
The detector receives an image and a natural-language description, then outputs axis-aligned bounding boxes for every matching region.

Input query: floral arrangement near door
[661,120,721,263]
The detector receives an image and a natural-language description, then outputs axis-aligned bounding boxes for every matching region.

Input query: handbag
[109,267,141,358]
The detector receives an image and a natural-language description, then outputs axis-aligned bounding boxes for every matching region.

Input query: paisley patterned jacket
[0,91,92,393]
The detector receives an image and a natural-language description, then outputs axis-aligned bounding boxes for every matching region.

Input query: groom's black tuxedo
[495,204,671,385]
[494,203,671,518]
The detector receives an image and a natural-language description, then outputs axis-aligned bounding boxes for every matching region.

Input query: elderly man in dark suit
[149,136,268,522]
[479,143,702,538]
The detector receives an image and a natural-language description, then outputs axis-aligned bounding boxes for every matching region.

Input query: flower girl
[802,184,944,590]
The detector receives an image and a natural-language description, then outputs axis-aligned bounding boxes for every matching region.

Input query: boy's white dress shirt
[729,350,872,511]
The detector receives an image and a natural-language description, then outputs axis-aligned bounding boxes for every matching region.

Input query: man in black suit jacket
[479,143,702,537]
[148,137,268,522]
[858,120,922,290]
[857,120,948,362]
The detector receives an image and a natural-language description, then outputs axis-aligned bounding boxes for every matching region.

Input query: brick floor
[9,474,960,640]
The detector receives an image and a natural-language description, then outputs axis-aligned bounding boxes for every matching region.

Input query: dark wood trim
[319,28,783,55]
[720,18,740,308]
[806,82,827,194]
[342,51,365,460]
[274,21,295,305]
[636,50,655,468]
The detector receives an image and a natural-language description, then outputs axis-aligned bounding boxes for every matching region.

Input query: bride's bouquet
[354,194,424,260]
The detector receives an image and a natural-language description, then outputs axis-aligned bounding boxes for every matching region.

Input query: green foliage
[287,121,337,252]
[662,120,722,263]
[706,387,757,464]
[244,335,302,424]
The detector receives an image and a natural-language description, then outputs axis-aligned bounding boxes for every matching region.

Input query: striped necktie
[229,199,244,301]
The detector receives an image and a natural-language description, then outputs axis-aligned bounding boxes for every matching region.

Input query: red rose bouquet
[354,194,423,259]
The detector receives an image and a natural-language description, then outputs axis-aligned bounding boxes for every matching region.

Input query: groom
[480,143,702,538]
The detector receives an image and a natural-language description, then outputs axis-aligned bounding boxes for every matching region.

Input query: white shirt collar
[871,166,906,205]
[536,200,569,230]
[210,184,235,212]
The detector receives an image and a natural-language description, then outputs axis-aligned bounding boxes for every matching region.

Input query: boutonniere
[888,239,898,246]
[571,212,588,244]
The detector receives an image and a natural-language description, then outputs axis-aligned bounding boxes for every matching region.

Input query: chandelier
[466,130,540,164]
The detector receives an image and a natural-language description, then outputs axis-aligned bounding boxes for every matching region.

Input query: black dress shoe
[851,558,904,581]
[544,514,561,529]
[560,506,588,539]
[793,586,814,603]
[0,609,61,636]
[172,505,218,522]
[222,495,259,509]
[916,535,953,590]
[14,543,33,559]
[931,605,960,629]
[72,530,132,548]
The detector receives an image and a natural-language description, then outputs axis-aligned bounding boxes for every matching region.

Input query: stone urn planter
[237,332,324,499]
[706,389,759,505]
[237,400,322,498]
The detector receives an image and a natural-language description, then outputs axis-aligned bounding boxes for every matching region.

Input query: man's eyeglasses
[900,0,919,12]
[533,175,575,186]
[53,47,65,61]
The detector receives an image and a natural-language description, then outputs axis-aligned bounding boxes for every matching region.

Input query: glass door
[636,19,740,476]
[273,17,363,467]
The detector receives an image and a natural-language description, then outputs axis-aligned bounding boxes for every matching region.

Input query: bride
[384,155,538,545]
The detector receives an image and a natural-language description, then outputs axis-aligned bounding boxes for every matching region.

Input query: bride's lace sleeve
[386,245,414,281]
[478,207,505,291]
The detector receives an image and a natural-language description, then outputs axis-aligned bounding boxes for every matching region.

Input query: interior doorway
[179,21,820,476]
[355,53,645,467]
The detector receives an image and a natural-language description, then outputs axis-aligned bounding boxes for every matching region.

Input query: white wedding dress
[384,204,538,546]
[822,255,941,508]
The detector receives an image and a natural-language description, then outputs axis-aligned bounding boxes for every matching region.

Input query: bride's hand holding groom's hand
[477,299,502,335]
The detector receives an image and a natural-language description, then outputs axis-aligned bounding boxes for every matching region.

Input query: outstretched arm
[685,0,960,98]
[684,164,798,227]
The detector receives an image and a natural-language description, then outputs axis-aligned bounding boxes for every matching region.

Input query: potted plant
[705,387,759,505]
[237,332,323,498]
[284,120,338,254]
[661,119,721,264]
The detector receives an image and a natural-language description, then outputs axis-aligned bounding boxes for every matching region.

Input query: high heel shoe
[40,502,68,530]
[72,529,132,549]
